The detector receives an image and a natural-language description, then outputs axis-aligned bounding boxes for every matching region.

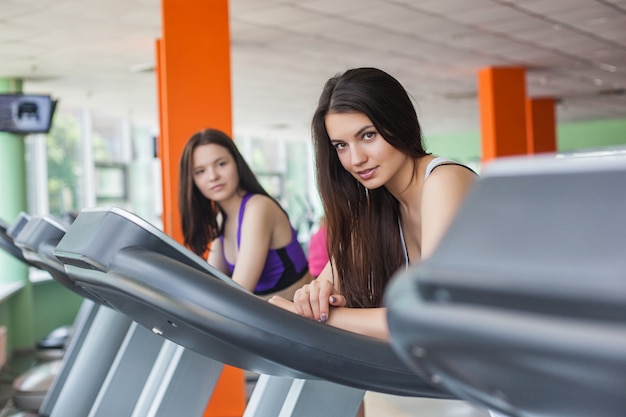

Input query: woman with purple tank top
[179,129,312,299]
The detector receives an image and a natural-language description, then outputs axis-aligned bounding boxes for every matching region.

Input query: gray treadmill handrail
[385,153,626,417]
[53,207,453,399]
[1,217,31,264]
[6,212,31,240]
[13,215,99,301]
[13,215,67,272]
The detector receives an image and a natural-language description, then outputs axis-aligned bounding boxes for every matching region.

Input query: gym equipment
[386,152,626,417]
[35,326,72,361]
[9,215,101,413]
[2,214,71,362]
[11,215,136,417]
[1,215,70,412]
[53,206,453,416]
[1,215,31,264]
[15,215,219,417]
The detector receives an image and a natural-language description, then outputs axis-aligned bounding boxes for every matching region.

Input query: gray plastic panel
[54,207,451,398]
[386,153,626,417]
[1,215,30,264]
[13,216,96,300]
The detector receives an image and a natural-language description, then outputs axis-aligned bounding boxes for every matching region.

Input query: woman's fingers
[267,295,297,314]
[329,294,346,307]
[294,287,314,319]
[316,280,338,322]
[278,279,342,324]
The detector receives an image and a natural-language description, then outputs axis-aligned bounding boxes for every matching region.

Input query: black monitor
[0,94,57,134]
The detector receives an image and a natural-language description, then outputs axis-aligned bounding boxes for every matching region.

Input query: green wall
[32,280,83,341]
[423,131,481,164]
[0,278,82,356]
[0,77,35,354]
[0,77,81,356]
[424,117,626,164]
[557,118,626,152]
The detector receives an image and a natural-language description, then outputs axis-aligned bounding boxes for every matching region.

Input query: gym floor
[0,350,38,417]
[0,352,489,417]
[363,392,489,417]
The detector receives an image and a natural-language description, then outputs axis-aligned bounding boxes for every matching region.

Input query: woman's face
[192,143,240,201]
[325,112,408,190]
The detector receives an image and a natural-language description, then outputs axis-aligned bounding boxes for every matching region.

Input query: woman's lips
[357,168,376,180]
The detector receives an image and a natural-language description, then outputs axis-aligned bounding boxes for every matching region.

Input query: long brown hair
[312,67,429,308]
[179,128,271,256]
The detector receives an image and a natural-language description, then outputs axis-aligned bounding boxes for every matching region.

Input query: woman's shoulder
[421,157,477,197]
[243,193,286,217]
[245,193,276,206]
[424,156,476,180]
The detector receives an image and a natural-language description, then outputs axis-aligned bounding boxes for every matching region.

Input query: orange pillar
[526,97,557,154]
[478,67,528,163]
[156,1,245,416]
[158,0,233,241]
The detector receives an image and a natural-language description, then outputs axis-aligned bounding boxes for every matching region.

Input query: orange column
[156,1,245,416]
[526,97,557,154]
[158,0,233,241]
[478,67,528,163]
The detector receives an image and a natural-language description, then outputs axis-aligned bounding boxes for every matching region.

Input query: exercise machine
[53,206,453,417]
[8,215,102,414]
[386,152,626,417]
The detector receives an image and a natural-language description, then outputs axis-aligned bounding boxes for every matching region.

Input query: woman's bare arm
[230,196,277,291]
[420,165,476,259]
[268,295,389,340]
[207,237,230,275]
[269,261,391,340]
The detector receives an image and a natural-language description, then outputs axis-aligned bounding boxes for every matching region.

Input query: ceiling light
[598,62,617,73]
[128,63,155,73]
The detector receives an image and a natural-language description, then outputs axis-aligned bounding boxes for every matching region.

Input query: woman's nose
[350,145,366,166]
[207,167,218,180]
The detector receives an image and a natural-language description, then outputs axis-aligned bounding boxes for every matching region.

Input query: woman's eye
[363,131,376,141]
[334,142,347,151]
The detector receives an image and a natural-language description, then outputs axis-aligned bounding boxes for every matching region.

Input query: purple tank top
[221,193,308,295]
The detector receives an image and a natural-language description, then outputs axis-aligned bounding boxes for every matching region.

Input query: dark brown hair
[179,128,271,256]
[312,67,429,308]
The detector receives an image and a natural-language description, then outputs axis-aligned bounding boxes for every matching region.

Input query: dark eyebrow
[354,125,375,138]
[329,125,375,143]
[194,156,226,170]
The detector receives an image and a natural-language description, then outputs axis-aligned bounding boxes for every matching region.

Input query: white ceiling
[1,0,625,140]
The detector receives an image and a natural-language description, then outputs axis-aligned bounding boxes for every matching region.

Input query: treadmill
[385,152,626,417]
[53,206,454,417]
[1,214,31,264]
[8,215,103,414]
[1,214,68,412]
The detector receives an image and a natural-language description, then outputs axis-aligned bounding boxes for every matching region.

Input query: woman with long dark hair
[179,128,312,298]
[269,68,476,338]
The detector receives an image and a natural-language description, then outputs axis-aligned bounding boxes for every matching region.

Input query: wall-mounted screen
[0,94,57,134]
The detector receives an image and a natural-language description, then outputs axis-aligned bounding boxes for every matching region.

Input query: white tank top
[399,157,463,268]
[424,157,456,180]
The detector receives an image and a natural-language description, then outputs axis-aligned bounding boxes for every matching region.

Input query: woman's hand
[269,289,390,340]
[268,287,345,322]
[287,279,345,323]
[269,278,346,322]
[267,295,297,313]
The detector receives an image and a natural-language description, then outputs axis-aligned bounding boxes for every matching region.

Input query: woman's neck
[387,155,431,213]
[216,190,246,217]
